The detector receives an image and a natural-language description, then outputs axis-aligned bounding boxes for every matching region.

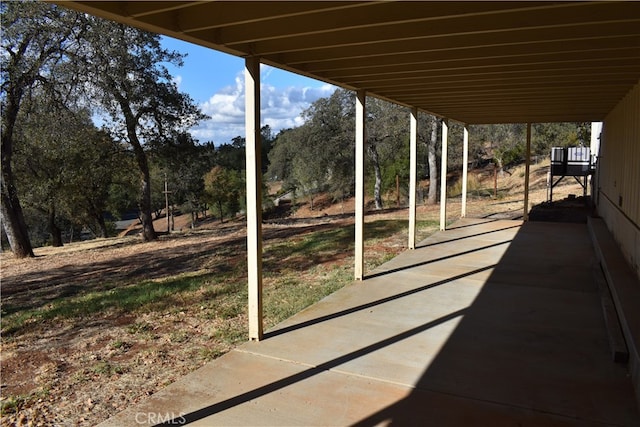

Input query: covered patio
[98,218,639,426]
[53,2,640,425]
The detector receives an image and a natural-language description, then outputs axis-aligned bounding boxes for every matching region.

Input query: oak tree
[81,17,205,241]
[1,2,84,256]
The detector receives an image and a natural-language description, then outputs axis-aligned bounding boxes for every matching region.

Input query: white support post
[439,119,449,231]
[523,123,532,221]
[408,107,418,249]
[245,57,263,341]
[461,125,469,218]
[354,90,366,280]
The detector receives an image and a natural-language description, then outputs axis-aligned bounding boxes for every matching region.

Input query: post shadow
[157,308,468,426]
[350,221,640,426]
[414,223,521,250]
[366,240,510,280]
[266,263,496,339]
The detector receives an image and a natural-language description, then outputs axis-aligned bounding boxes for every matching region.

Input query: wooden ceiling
[54,1,640,124]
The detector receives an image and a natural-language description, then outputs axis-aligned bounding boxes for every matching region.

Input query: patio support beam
[440,119,449,231]
[461,124,469,218]
[408,107,418,249]
[524,122,532,221]
[354,90,366,280]
[245,56,263,341]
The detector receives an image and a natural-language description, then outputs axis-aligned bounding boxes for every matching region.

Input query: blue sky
[161,36,336,145]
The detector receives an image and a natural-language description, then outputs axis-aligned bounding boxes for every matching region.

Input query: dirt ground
[0,161,588,426]
[1,220,248,426]
[1,211,419,426]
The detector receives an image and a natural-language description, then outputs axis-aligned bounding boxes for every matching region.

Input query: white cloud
[172,74,183,89]
[260,63,274,81]
[192,70,335,144]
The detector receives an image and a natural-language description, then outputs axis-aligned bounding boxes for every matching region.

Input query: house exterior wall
[598,80,640,280]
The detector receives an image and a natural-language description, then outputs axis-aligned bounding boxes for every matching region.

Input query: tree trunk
[1,91,34,258]
[427,118,438,205]
[138,171,157,241]
[369,144,384,210]
[1,186,34,257]
[96,214,108,238]
[119,97,157,242]
[128,135,157,242]
[48,206,63,247]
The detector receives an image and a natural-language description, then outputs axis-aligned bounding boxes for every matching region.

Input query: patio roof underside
[60,1,640,124]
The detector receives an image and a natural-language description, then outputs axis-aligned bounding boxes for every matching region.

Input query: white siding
[599,80,640,280]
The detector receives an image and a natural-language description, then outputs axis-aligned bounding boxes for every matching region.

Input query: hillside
[287,157,585,221]
[112,158,587,238]
[0,158,589,426]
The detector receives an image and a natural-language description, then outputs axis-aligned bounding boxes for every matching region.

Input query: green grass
[263,263,352,327]
[1,395,28,416]
[1,273,217,335]
[2,219,437,338]
[92,361,125,376]
[0,218,440,424]
[0,387,50,416]
[365,219,407,237]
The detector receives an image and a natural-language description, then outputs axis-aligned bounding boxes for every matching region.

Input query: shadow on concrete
[446,218,501,230]
[265,264,495,339]
[366,240,509,280]
[160,309,468,426]
[529,196,593,224]
[415,223,521,249]
[148,220,638,426]
[350,221,639,426]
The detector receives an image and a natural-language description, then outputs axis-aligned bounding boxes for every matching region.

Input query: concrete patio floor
[99,218,639,426]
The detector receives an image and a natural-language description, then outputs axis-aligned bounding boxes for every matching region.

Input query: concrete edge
[592,263,629,363]
[588,216,640,409]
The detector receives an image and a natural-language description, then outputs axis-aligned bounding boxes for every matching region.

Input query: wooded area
[1,2,589,256]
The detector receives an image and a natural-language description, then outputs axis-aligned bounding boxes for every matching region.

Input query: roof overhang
[51,1,640,124]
